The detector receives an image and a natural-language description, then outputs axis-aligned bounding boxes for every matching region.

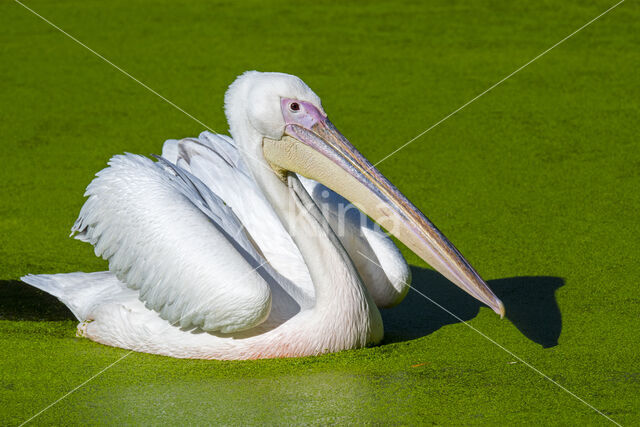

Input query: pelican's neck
[238,127,354,306]
[231,123,382,344]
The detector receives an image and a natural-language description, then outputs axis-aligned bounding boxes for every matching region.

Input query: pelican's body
[23,72,503,359]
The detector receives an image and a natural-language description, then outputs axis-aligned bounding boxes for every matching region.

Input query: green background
[1,0,638,425]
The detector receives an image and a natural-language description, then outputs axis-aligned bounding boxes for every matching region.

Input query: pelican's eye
[289,102,300,112]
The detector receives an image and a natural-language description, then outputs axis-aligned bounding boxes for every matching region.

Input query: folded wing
[164,132,411,308]
[162,133,315,297]
[72,154,272,333]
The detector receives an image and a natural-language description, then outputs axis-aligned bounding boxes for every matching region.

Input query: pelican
[22,71,504,359]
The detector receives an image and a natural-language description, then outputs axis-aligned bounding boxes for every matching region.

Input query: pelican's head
[225,71,504,317]
[225,71,324,143]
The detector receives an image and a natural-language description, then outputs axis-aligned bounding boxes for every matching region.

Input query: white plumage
[24,139,399,358]
[23,71,504,359]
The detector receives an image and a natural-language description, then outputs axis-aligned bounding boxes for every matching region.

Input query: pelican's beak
[263,99,504,317]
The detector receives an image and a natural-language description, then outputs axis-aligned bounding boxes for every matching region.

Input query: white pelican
[22,71,504,359]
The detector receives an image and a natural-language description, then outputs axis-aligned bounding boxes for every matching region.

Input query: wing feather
[72,153,272,333]
[163,132,314,295]
[160,131,410,307]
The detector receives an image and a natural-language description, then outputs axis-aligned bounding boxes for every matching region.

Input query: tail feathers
[21,272,131,321]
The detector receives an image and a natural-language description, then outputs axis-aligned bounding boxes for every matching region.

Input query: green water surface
[1,0,638,425]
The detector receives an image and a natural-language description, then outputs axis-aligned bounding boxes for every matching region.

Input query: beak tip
[494,299,506,318]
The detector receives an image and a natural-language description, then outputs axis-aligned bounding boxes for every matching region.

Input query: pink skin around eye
[281,98,327,129]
